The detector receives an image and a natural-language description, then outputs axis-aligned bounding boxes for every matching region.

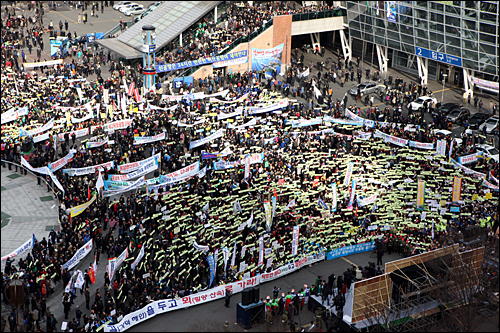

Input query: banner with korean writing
[103,276,260,332]
[63,161,114,176]
[251,43,284,78]
[357,192,378,207]
[101,119,133,132]
[19,118,54,137]
[409,141,434,150]
[344,162,354,187]
[452,177,462,203]
[1,234,36,262]
[436,139,446,156]
[264,201,272,230]
[118,153,161,173]
[292,226,299,256]
[326,242,376,260]
[207,254,216,287]
[108,159,158,181]
[189,129,224,149]
[248,98,289,115]
[57,128,89,141]
[70,193,97,217]
[48,150,74,172]
[331,183,337,212]
[260,253,325,283]
[62,239,93,270]
[458,152,481,165]
[416,180,426,210]
[133,132,166,145]
[156,50,248,73]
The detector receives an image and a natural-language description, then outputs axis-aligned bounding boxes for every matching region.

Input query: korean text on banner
[1,234,36,262]
[70,193,97,217]
[62,239,93,270]
[189,129,224,149]
[292,226,299,256]
[416,180,426,210]
[326,242,376,260]
[452,177,462,203]
[344,162,354,187]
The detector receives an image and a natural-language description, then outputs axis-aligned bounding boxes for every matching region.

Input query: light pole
[441,73,447,104]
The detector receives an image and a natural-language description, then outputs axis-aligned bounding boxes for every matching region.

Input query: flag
[134,87,140,103]
[347,179,357,210]
[258,236,264,266]
[131,245,145,271]
[53,134,57,151]
[96,171,104,198]
[376,2,380,15]
[89,253,97,284]
[230,240,237,269]
[128,81,135,96]
[318,197,328,210]
[431,221,435,240]
[74,270,85,289]
[203,202,209,213]
[88,185,91,200]
[449,139,454,161]
[244,156,250,179]
[272,196,277,219]
[331,183,337,212]
[222,247,230,272]
[207,254,216,287]
[287,198,296,209]
[246,211,254,228]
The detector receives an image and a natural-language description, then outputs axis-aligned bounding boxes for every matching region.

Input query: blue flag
[207,254,216,288]
[318,197,328,210]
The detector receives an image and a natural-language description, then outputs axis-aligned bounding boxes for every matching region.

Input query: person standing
[78,13,81,23]
[224,289,231,307]
[65,20,69,31]
[377,247,384,266]
[474,95,479,108]
[83,12,87,24]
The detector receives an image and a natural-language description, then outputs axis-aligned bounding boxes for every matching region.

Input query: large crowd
[1,1,499,333]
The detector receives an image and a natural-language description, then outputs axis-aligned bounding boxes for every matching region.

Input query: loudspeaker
[241,288,251,306]
[253,286,260,303]
[248,287,254,304]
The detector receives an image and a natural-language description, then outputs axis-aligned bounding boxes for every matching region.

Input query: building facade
[345,1,498,93]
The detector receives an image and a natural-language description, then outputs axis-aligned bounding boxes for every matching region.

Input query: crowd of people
[1,1,498,333]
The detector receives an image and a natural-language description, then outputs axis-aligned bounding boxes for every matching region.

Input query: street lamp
[441,73,447,104]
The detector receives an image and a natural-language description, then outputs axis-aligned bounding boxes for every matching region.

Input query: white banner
[103,177,145,197]
[217,106,243,120]
[189,129,224,149]
[1,234,36,262]
[102,119,133,132]
[227,118,257,130]
[71,111,94,124]
[62,239,93,271]
[357,192,378,207]
[264,201,272,230]
[177,119,205,128]
[133,132,166,145]
[86,137,109,149]
[23,59,63,68]
[260,253,325,283]
[292,226,299,256]
[63,161,115,176]
[21,157,50,175]
[436,139,446,156]
[409,141,434,150]
[258,236,264,266]
[33,132,51,143]
[213,56,248,68]
[47,151,74,172]
[109,159,158,181]
[20,119,54,137]
[131,245,145,271]
[211,93,249,105]
[344,162,354,187]
[118,153,161,173]
[57,128,89,141]
[248,99,289,115]
[104,276,260,332]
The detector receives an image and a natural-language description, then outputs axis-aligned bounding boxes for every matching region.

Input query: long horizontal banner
[163,162,200,180]
[1,234,36,262]
[248,99,289,115]
[211,93,249,104]
[147,166,206,191]
[62,239,93,271]
[1,107,29,124]
[213,153,264,171]
[33,132,51,143]
[63,161,115,177]
[213,56,248,68]
[102,119,133,132]
[109,159,158,181]
[20,119,54,137]
[189,129,224,149]
[103,177,145,198]
[86,137,109,149]
[177,119,205,128]
[356,193,378,207]
[71,110,94,124]
[104,176,160,191]
[450,158,485,179]
[291,117,322,128]
[133,132,165,145]
[326,242,376,260]
[161,90,228,103]
[57,128,89,141]
[323,115,365,127]
[156,50,248,73]
[118,153,161,173]
[70,193,97,218]
[104,252,324,332]
[409,141,434,150]
[217,106,243,120]
[23,59,64,68]
[227,118,257,130]
[458,152,482,165]
[374,129,408,147]
[48,150,75,172]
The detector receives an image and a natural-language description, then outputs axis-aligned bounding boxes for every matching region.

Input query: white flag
[230,240,237,268]
[287,198,296,209]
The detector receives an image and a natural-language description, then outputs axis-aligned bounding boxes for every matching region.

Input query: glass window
[480,1,497,13]
[416,29,429,39]
[346,2,358,10]
[429,2,444,12]
[400,25,413,35]
[479,43,496,56]
[462,19,477,30]
[375,27,385,37]
[415,9,428,20]
[430,12,444,23]
[462,39,478,51]
[480,22,496,34]
[415,38,429,48]
[446,45,461,57]
[463,59,478,72]
[445,15,461,28]
[396,54,408,67]
[415,1,428,9]
[400,14,413,25]
[375,36,387,46]
[430,41,445,52]
[375,18,386,28]
[414,19,428,29]
[445,5,461,16]
[480,33,496,44]
[479,12,497,23]
[387,39,400,50]
[400,34,414,45]
[401,43,414,54]
[430,33,445,43]
[387,22,399,31]
[365,34,373,42]
[351,29,362,39]
[462,49,478,61]
[349,21,361,30]
[429,22,444,32]
[387,30,399,41]
[446,36,461,47]
[445,25,460,36]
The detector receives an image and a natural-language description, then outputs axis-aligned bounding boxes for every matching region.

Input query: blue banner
[156,50,248,73]
[386,1,397,23]
[213,161,240,171]
[326,242,376,260]
[415,47,463,67]
[207,254,216,288]
[202,152,220,159]
[251,43,284,78]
